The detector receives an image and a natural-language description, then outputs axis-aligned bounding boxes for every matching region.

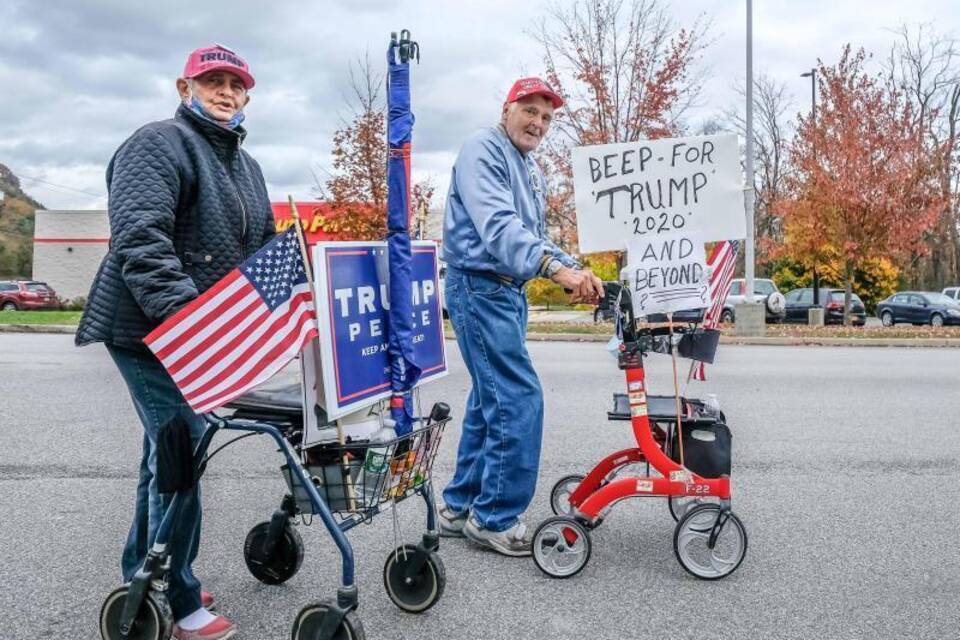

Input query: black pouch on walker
[670,421,732,479]
[156,416,197,493]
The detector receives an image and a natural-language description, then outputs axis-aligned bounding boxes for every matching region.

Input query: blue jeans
[442,267,544,533]
[106,344,205,619]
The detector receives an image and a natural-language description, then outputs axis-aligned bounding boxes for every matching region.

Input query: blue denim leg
[107,344,205,620]
[442,268,544,533]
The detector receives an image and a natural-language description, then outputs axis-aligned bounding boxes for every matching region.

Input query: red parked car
[0,280,61,311]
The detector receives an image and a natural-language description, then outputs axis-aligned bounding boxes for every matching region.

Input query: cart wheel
[532,517,592,579]
[667,495,719,522]
[549,474,585,516]
[383,544,446,613]
[100,586,172,640]
[291,602,364,640]
[244,520,305,585]
[673,504,747,580]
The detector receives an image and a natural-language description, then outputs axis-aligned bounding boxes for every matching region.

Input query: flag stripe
[145,270,245,350]
[191,319,318,414]
[180,287,313,398]
[156,287,260,363]
[182,289,314,402]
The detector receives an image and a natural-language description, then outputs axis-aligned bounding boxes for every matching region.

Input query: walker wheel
[291,601,365,640]
[99,586,172,640]
[244,520,305,585]
[549,474,585,516]
[383,544,446,613]
[673,504,748,580]
[532,517,592,579]
[667,495,719,522]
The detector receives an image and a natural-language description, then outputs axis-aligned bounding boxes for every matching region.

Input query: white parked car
[721,278,786,324]
[942,286,960,303]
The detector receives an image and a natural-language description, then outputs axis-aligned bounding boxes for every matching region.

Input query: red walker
[532,283,748,580]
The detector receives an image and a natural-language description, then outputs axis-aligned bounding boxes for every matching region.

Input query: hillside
[0,162,44,278]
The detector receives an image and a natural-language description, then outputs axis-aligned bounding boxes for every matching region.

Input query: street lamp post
[800,68,820,308]
[744,0,756,307]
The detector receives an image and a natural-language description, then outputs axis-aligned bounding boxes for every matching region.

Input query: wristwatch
[544,258,563,279]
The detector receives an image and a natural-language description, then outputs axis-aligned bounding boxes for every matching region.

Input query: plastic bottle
[361,420,396,505]
[704,394,721,419]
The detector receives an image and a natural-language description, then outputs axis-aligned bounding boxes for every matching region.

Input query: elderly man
[77,44,274,640]
[438,77,604,556]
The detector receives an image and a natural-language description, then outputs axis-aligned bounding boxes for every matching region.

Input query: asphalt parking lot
[1,334,958,639]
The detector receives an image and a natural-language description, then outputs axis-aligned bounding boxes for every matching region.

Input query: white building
[32,210,109,302]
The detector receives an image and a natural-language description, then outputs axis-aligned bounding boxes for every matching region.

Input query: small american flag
[145,228,318,413]
[692,239,740,381]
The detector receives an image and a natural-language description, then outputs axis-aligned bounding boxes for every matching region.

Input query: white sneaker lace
[509,523,527,542]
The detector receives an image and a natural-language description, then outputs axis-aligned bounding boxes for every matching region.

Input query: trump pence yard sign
[309,241,447,420]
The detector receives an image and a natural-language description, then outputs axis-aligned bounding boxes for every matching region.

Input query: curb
[3,324,957,348]
[0,324,77,335]
[446,331,960,348]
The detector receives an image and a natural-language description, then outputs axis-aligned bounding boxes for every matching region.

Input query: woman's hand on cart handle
[551,266,605,304]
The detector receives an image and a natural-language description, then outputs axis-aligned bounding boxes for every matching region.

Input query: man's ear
[242,94,251,108]
[501,101,510,123]
[176,78,190,101]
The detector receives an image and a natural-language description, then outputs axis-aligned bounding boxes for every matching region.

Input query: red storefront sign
[271,201,342,245]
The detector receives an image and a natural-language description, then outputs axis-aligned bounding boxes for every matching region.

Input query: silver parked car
[721,278,786,324]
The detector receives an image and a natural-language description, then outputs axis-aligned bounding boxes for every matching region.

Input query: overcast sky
[1,0,957,210]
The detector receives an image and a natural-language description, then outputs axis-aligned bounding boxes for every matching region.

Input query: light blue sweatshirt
[441,125,578,281]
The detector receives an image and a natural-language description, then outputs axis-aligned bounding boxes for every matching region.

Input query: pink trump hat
[182,43,255,90]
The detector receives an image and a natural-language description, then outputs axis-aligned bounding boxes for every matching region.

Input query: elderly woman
[77,44,275,640]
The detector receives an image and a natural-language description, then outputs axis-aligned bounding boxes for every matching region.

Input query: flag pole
[288,196,357,512]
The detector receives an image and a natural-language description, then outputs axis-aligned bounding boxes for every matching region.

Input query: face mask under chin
[184,93,245,130]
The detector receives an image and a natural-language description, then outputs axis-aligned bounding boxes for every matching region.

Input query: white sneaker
[437,505,468,538]
[463,517,532,557]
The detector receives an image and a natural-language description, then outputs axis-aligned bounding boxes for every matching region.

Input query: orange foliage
[777,46,946,271]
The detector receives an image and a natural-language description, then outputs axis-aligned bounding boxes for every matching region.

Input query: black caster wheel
[100,586,173,640]
[383,544,446,613]
[550,474,585,516]
[532,517,592,579]
[673,504,748,580]
[244,520,305,585]
[291,602,365,640]
[667,495,719,522]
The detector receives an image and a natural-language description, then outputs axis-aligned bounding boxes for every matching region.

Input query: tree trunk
[844,259,854,326]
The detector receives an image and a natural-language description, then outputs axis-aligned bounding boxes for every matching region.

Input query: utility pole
[744,0,756,306]
[800,68,821,309]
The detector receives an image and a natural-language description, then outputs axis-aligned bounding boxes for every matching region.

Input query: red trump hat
[182,43,255,90]
[505,77,563,108]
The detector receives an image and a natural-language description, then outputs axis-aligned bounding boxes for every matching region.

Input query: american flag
[691,239,741,381]
[145,228,318,413]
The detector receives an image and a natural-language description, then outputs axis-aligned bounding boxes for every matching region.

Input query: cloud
[0,0,957,210]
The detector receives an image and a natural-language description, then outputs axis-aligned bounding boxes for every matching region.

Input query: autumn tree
[778,45,945,324]
[887,23,960,289]
[314,54,434,240]
[531,0,709,254]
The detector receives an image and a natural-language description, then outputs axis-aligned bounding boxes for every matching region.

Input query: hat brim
[510,89,563,109]
[187,65,255,90]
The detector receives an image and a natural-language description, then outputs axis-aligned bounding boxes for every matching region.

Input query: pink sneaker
[172,616,236,640]
[200,591,215,610]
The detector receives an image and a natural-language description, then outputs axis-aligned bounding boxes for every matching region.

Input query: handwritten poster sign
[624,233,708,315]
[572,134,746,253]
[310,241,447,419]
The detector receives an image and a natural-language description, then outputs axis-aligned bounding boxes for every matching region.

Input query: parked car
[942,286,960,303]
[783,288,867,325]
[876,291,960,327]
[0,280,60,311]
[719,278,786,324]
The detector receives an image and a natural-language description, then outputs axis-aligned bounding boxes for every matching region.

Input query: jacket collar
[175,103,247,159]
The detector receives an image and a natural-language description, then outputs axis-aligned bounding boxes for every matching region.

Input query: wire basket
[281,417,449,517]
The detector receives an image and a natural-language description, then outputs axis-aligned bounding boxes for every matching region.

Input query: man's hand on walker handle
[551,266,605,304]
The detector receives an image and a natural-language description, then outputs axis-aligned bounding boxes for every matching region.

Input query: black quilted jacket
[76,104,276,349]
